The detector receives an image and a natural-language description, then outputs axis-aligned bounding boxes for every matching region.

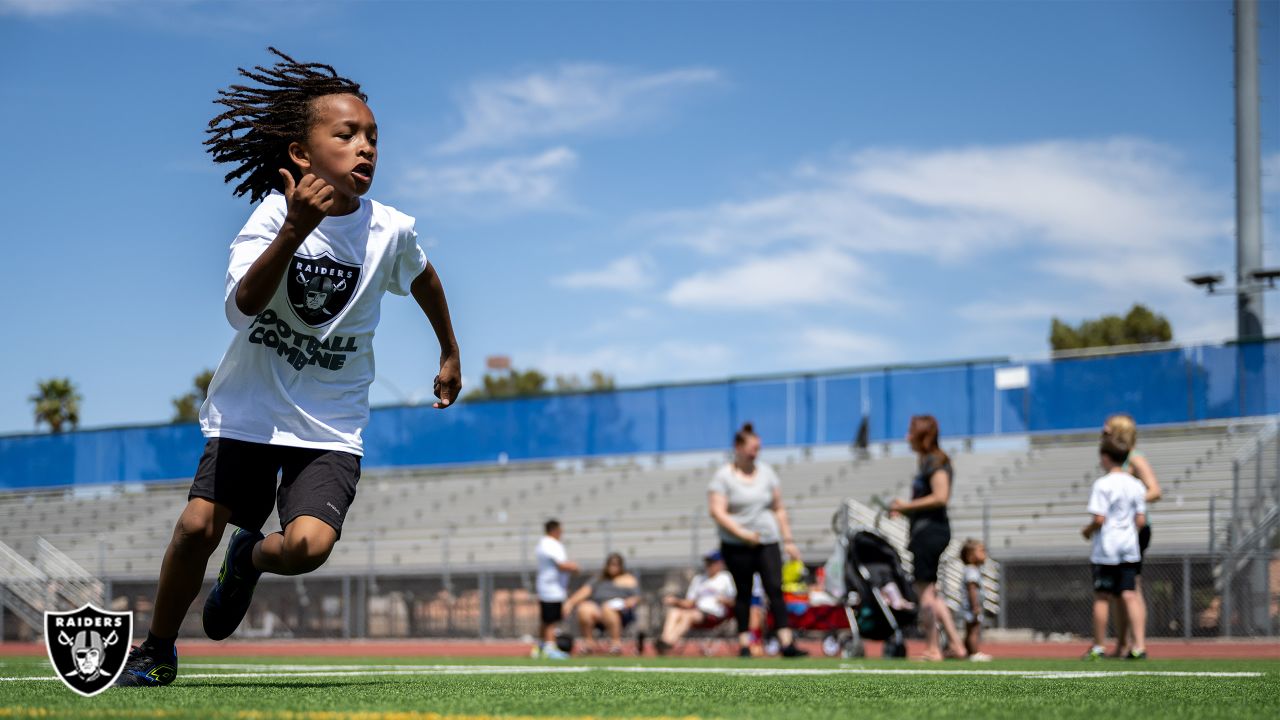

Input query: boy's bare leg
[1121,589,1146,652]
[1110,595,1129,655]
[251,516,336,575]
[150,499,232,638]
[1092,593,1110,648]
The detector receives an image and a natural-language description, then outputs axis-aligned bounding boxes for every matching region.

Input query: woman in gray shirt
[708,423,807,658]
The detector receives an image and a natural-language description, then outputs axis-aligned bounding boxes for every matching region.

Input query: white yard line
[0,663,1265,682]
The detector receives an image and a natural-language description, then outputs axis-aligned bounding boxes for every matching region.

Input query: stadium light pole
[1234,0,1264,341]
[1188,0,1271,342]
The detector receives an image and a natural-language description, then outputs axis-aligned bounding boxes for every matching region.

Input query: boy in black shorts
[117,49,461,687]
[1081,434,1147,660]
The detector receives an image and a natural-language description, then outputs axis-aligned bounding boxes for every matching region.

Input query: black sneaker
[781,644,810,658]
[202,527,264,641]
[738,646,752,658]
[1126,649,1148,660]
[114,643,178,687]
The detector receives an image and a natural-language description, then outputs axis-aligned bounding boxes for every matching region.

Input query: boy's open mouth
[351,163,374,183]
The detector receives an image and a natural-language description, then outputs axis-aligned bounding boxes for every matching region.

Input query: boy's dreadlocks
[205,47,367,203]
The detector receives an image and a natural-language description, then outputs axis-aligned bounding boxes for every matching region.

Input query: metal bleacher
[0,418,1272,581]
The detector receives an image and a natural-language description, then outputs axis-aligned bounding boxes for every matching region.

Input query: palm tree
[30,378,82,433]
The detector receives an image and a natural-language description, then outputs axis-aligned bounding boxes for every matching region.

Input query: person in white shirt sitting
[654,550,736,655]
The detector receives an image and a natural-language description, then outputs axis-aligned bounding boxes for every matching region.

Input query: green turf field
[0,655,1277,720]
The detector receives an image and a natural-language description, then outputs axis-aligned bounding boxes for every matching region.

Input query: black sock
[237,532,266,574]
[145,631,176,654]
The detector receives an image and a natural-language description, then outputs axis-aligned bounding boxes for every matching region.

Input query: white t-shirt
[708,463,781,545]
[200,192,428,455]
[535,535,570,602]
[1087,471,1148,565]
[685,570,736,618]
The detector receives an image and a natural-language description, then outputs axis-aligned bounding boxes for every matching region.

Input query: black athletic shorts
[908,523,951,585]
[540,601,564,625]
[188,437,361,538]
[1092,562,1139,595]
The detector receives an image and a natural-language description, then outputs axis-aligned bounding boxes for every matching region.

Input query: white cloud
[554,255,655,291]
[438,63,720,153]
[639,137,1242,349]
[0,0,103,15]
[399,147,577,215]
[665,246,882,311]
[788,327,898,368]
[528,340,734,384]
[651,138,1226,296]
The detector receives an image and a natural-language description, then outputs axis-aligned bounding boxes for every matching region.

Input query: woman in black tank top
[890,415,967,660]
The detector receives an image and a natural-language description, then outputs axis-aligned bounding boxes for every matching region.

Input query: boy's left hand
[433,355,462,409]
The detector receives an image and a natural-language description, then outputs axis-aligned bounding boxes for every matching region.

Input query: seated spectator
[655,550,735,655]
[564,553,640,655]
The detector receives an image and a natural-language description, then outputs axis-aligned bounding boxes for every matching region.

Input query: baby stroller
[825,502,919,658]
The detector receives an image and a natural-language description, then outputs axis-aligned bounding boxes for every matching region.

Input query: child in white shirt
[1081,434,1148,660]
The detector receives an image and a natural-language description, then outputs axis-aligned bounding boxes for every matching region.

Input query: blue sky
[1,0,1277,434]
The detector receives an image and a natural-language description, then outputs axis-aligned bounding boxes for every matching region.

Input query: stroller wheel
[821,634,842,657]
[842,637,865,659]
[883,637,908,659]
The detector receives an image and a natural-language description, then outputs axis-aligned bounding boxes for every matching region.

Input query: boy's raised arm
[236,171,334,316]
[410,262,461,408]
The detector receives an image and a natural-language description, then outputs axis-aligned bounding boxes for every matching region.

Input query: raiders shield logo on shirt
[287,251,362,327]
[44,604,132,697]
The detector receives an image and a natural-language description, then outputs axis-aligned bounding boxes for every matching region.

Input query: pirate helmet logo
[286,251,362,328]
[44,604,132,696]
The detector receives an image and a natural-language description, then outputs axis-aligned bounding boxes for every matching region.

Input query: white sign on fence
[994,366,1029,390]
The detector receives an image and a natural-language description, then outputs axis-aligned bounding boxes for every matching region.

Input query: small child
[1081,433,1148,660]
[959,539,991,661]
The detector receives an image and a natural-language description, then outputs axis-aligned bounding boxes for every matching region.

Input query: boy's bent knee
[281,522,336,573]
[172,502,228,553]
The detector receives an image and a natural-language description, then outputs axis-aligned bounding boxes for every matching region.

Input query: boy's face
[291,93,378,200]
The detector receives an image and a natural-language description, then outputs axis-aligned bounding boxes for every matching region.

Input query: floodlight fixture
[1187,273,1226,293]
[1250,268,1280,288]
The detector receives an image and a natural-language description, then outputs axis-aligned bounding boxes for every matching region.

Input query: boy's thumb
[279,168,294,195]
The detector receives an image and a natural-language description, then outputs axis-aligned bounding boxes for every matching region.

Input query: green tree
[1050,304,1173,351]
[172,369,216,423]
[553,371,616,393]
[30,378,82,433]
[463,367,616,401]
[463,368,549,401]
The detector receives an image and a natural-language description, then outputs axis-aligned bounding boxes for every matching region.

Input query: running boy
[959,539,991,661]
[1081,434,1147,661]
[117,48,461,687]
[534,519,579,659]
